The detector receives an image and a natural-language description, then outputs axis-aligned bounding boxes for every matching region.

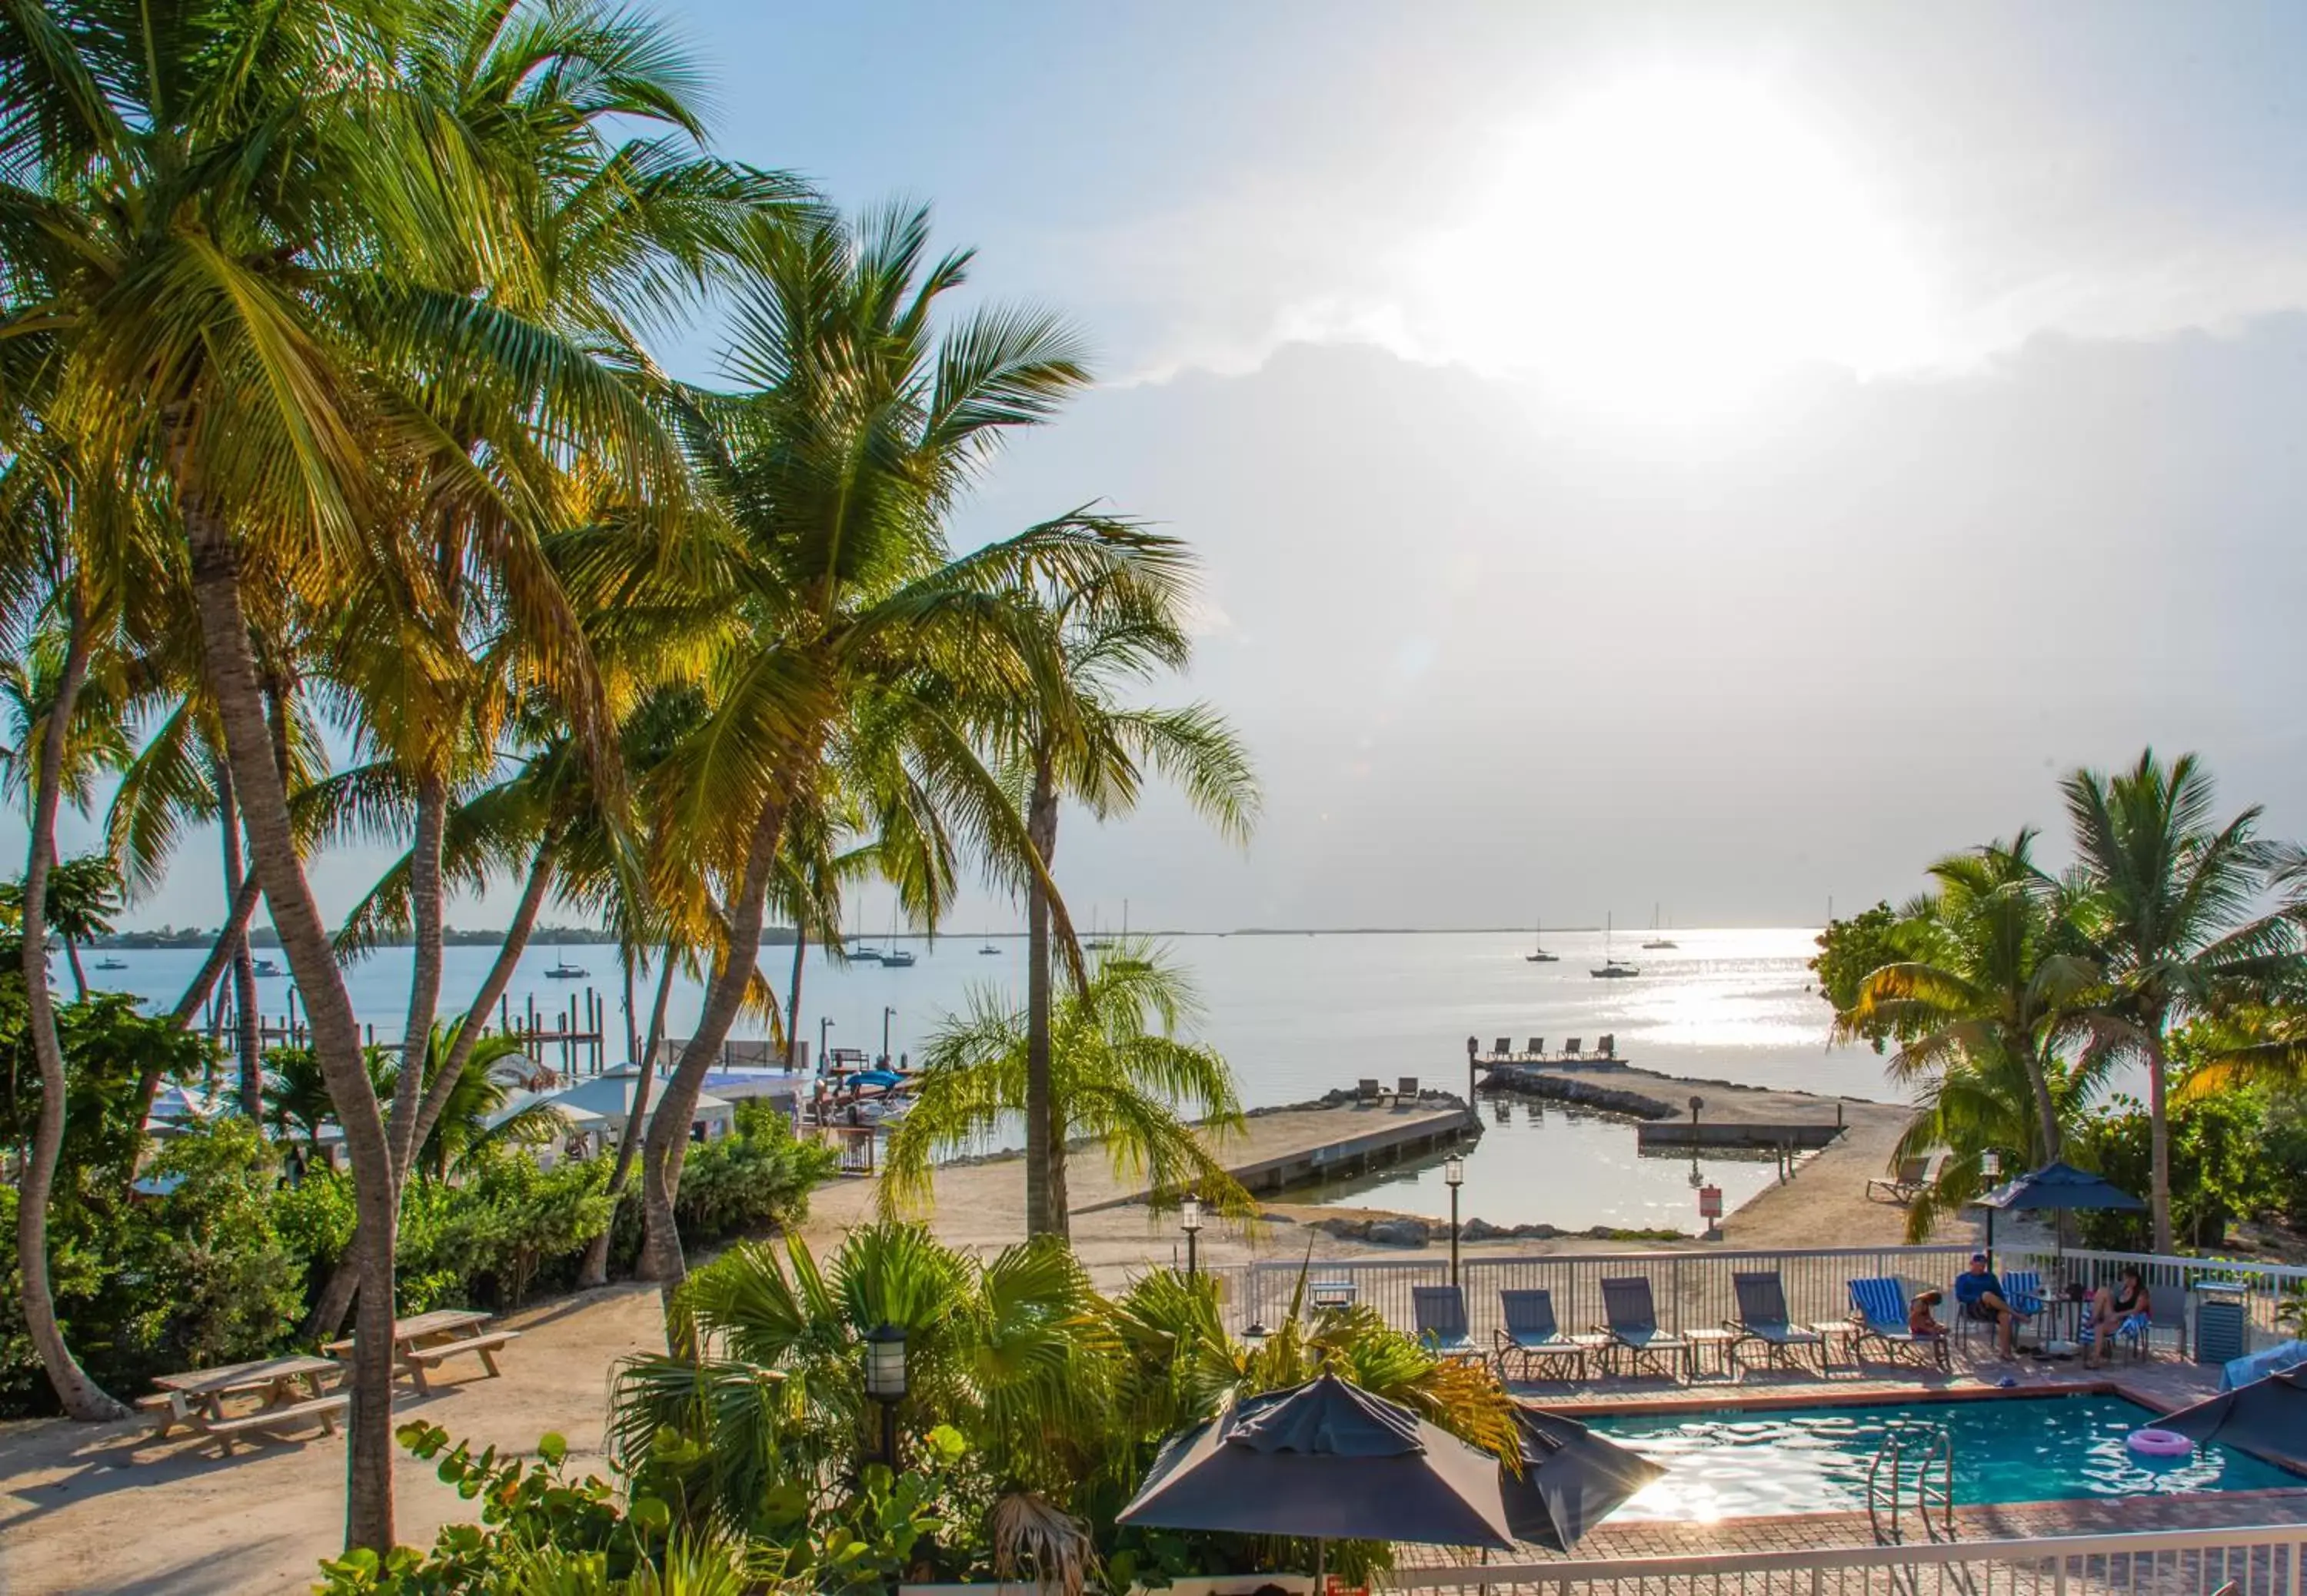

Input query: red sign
[1698,1185,1723,1219]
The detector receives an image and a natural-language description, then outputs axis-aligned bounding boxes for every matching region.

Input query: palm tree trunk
[15,580,129,1421]
[411,837,557,1159]
[640,799,784,1310]
[217,764,263,1119]
[580,944,676,1288]
[1024,760,1063,1239]
[62,939,87,1000]
[2024,1049,2061,1167]
[187,497,401,1554]
[169,871,264,1025]
[386,774,448,1183]
[2146,1029,2174,1254]
[786,925,807,1072]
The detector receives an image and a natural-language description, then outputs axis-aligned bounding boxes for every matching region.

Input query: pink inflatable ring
[2127,1428,2193,1458]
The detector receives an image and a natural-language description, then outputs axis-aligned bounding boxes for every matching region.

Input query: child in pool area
[1909,1288,1947,1339]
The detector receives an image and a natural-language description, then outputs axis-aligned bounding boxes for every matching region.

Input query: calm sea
[88,926,1904,1233]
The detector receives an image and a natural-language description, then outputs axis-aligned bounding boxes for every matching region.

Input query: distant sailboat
[547,958,588,979]
[881,904,915,966]
[1591,913,1640,979]
[979,928,1000,955]
[1641,903,1678,950]
[1524,919,1559,963]
[95,955,128,970]
[1084,903,1113,953]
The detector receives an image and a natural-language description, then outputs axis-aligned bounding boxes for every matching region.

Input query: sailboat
[881,903,916,967]
[1591,913,1640,979]
[1524,919,1559,963]
[847,898,883,963]
[1083,903,1114,953]
[95,955,128,971]
[978,928,1000,955]
[1641,904,1679,950]
[1109,899,1151,971]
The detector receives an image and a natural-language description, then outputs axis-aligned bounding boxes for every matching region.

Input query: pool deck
[1396,1345,2307,1576]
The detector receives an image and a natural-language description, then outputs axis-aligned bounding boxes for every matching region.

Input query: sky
[54,0,2307,933]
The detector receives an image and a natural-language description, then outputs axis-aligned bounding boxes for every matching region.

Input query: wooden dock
[1074,1099,1476,1212]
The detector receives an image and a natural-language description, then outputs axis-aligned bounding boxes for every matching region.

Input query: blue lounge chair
[1848,1277,1950,1371]
[1413,1285,1481,1362]
[1726,1271,1828,1375]
[1493,1288,1592,1382]
[1956,1268,2042,1353]
[1599,1277,1689,1379]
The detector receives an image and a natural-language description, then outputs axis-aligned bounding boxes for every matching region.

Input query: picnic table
[327,1307,520,1395]
[138,1355,346,1453]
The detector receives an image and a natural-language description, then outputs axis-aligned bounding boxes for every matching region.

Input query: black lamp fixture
[1980,1150,2002,1265]
[1180,1193,1203,1278]
[863,1323,907,1467]
[1443,1154,1466,1287]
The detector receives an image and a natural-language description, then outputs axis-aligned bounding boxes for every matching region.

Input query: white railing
[1216,1245,1972,1341]
[1214,1242,2305,1355]
[1387,1521,2307,1596]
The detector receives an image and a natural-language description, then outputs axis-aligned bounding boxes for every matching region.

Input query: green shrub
[610,1104,837,1267]
[2069,1088,2281,1250]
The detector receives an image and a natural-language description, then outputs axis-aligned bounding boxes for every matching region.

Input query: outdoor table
[1685,1327,1738,1378]
[328,1307,518,1395]
[1808,1320,1860,1371]
[141,1354,346,1453]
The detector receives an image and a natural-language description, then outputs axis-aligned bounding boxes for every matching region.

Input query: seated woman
[2083,1267,2150,1367]
[1908,1288,1947,1340]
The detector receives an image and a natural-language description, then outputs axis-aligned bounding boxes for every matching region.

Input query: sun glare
[1422,71,1932,419]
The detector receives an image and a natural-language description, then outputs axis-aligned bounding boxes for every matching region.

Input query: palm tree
[0,0,773,1548]
[586,201,1163,1305]
[1835,831,2106,1165]
[610,1221,1104,1531]
[991,558,1258,1239]
[2062,750,2301,1252]
[883,944,1253,1227]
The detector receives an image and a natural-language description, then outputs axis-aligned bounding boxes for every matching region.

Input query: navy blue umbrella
[1120,1373,1515,1582]
[1978,1160,2145,1274]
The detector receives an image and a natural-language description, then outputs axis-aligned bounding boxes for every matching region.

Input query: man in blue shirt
[1953,1253,2027,1357]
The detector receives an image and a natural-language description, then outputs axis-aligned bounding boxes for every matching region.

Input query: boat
[1591,913,1641,979]
[881,947,915,968]
[1640,903,1678,950]
[95,956,128,971]
[546,959,588,979]
[1084,903,1113,953]
[978,938,1000,955]
[1524,919,1558,963]
[251,958,285,977]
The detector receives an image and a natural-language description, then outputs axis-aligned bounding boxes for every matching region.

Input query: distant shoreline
[95,923,1822,946]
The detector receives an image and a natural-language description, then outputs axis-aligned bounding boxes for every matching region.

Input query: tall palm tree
[0,0,771,1549]
[883,944,1253,1227]
[2062,750,2300,1252]
[989,561,1257,1237]
[571,201,1160,1307]
[1835,831,2106,1165]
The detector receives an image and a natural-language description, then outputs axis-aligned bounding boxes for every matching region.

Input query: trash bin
[2195,1283,2249,1367]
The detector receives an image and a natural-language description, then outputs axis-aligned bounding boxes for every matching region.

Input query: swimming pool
[1586,1395,2304,1521]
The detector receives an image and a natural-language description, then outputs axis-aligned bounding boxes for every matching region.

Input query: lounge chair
[1525,1037,1544,1061]
[1595,1033,1615,1059]
[1561,1037,1583,1060]
[1598,1276,1689,1379]
[1396,1076,1419,1102]
[1847,1278,1950,1371]
[1357,1078,1382,1103]
[1413,1285,1481,1362]
[1725,1272,1828,1375]
[1866,1157,1932,1205]
[1493,1288,1593,1382]
[1493,1037,1513,1061]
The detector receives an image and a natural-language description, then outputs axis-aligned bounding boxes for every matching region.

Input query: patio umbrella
[1977,1160,2145,1272]
[2154,1366,2307,1471]
[1500,1405,1664,1551]
[1119,1373,1514,1583]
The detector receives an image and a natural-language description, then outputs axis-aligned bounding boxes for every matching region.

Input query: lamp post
[863,1323,907,1468]
[881,1005,896,1067]
[1980,1150,2002,1265]
[1181,1194,1203,1278]
[819,1016,834,1074]
[1465,1035,1479,1109]
[1444,1154,1466,1287]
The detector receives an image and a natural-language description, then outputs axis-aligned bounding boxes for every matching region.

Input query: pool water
[1587,1395,2303,1521]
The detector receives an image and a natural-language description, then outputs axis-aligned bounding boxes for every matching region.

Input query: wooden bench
[202,1394,348,1453]
[402,1330,519,1392]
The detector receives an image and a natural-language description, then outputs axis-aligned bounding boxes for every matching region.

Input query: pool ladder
[1866,1421,1957,1547]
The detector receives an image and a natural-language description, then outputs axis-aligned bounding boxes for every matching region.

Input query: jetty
[1476,1056,1890,1159]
